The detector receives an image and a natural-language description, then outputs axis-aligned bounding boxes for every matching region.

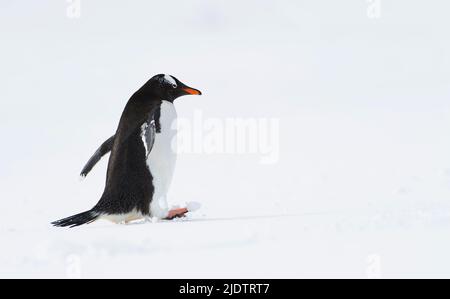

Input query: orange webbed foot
[166,208,188,220]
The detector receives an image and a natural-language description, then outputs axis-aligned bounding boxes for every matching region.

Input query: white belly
[147,100,177,218]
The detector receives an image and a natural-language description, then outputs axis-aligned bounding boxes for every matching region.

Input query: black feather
[52,210,99,228]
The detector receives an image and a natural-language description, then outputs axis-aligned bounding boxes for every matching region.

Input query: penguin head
[146,74,202,102]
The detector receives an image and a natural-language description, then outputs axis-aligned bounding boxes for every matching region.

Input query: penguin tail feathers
[52,210,100,228]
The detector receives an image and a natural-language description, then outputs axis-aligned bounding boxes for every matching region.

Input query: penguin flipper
[80,135,115,178]
[144,119,157,156]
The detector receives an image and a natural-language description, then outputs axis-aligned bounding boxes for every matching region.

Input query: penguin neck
[152,101,174,139]
[158,100,177,130]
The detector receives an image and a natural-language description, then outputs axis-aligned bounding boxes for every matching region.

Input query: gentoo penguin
[52,74,201,227]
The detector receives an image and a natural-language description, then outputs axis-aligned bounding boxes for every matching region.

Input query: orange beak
[182,87,202,95]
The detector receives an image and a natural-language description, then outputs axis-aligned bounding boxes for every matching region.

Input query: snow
[186,201,201,212]
[1,1,450,278]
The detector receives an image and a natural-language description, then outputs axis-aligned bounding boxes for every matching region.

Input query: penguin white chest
[146,100,177,218]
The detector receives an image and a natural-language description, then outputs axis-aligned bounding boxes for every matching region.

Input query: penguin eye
[172,83,177,89]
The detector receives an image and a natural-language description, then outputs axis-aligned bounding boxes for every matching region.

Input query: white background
[1,0,450,278]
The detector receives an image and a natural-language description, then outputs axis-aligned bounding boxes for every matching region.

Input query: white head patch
[163,74,177,87]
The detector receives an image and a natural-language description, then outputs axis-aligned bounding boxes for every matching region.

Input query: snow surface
[1,1,450,278]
